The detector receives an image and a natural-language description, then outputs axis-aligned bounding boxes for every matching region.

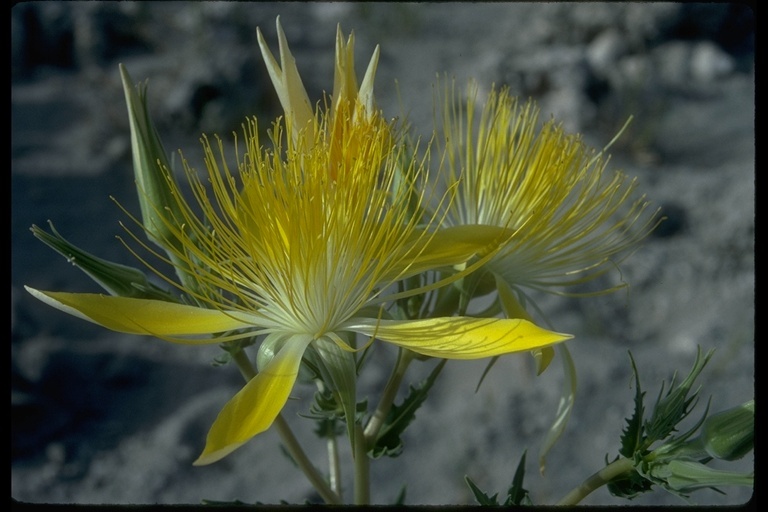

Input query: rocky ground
[12,2,755,507]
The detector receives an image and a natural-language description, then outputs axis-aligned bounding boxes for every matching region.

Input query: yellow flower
[26,79,570,465]
[437,81,660,303]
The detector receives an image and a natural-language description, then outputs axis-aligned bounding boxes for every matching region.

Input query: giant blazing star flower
[26,25,570,465]
[438,82,660,305]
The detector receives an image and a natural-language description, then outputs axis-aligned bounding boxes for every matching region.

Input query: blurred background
[12,2,754,506]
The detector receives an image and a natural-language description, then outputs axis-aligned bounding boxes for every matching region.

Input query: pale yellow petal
[193,335,312,465]
[495,274,555,375]
[332,25,356,112]
[385,224,513,281]
[357,45,380,116]
[256,26,288,107]
[256,18,313,134]
[351,317,571,360]
[25,287,256,338]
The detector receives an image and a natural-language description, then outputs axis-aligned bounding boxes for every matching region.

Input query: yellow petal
[387,225,513,281]
[256,18,313,137]
[193,335,312,465]
[495,275,555,375]
[24,287,256,338]
[351,317,571,360]
[357,44,380,116]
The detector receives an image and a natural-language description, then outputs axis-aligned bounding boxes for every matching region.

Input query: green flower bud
[701,400,754,461]
[647,459,753,494]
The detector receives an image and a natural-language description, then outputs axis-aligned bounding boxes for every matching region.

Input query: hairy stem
[556,457,635,505]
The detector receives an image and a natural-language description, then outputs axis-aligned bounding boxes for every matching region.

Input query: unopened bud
[701,400,754,461]
[647,459,753,494]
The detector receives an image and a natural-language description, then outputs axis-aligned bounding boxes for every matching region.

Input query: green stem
[231,348,341,505]
[363,348,416,444]
[353,423,370,505]
[556,457,636,505]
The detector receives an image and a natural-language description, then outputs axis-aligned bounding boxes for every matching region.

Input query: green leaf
[464,476,500,506]
[393,486,407,505]
[369,359,446,458]
[619,351,647,458]
[31,222,176,301]
[504,450,533,506]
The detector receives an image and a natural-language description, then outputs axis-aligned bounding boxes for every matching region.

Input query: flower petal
[256,18,313,136]
[386,225,514,281]
[357,44,380,116]
[193,335,313,465]
[350,316,571,359]
[24,288,256,339]
[495,274,555,375]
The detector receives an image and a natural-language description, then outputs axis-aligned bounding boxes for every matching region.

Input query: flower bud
[701,400,754,461]
[647,459,753,494]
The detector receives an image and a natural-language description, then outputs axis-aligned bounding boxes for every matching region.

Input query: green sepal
[304,387,367,432]
[119,64,202,292]
[119,64,184,247]
[606,454,654,499]
[641,459,753,497]
[701,399,754,461]
[368,359,446,459]
[31,221,176,301]
[304,336,359,446]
